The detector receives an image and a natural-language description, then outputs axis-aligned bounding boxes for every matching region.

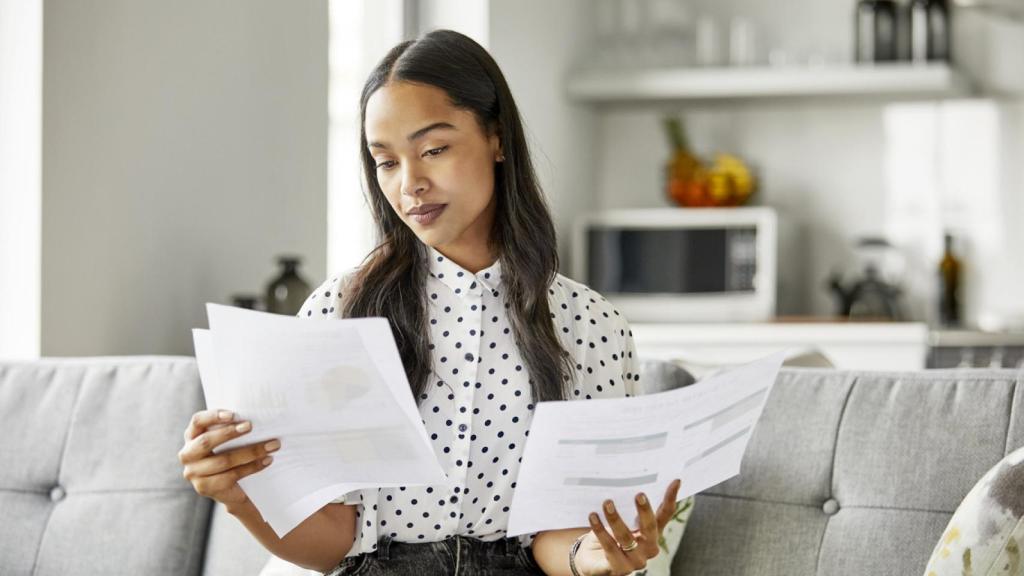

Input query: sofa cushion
[833,372,1015,512]
[204,497,276,576]
[0,357,211,576]
[923,445,1024,575]
[635,358,696,394]
[672,368,1024,576]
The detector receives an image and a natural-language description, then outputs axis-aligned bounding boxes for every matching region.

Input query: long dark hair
[341,29,573,404]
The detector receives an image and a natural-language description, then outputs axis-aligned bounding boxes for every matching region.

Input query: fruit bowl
[662,117,757,208]
[665,151,757,207]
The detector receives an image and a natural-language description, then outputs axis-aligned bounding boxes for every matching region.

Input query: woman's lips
[410,204,446,225]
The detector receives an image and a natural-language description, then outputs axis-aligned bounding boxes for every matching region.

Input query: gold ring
[619,539,639,553]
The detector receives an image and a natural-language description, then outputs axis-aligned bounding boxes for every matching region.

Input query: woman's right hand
[178,409,281,509]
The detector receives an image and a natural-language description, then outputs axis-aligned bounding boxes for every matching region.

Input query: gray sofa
[1,356,1021,575]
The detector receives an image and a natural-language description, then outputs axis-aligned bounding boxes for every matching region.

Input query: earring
[497,154,505,162]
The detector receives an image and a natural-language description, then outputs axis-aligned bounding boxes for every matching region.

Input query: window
[326,0,410,275]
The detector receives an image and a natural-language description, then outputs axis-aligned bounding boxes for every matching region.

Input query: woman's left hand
[571,478,682,576]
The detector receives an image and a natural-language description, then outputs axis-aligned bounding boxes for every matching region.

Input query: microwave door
[587,228,755,295]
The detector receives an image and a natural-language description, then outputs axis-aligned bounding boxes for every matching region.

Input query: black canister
[910,0,950,62]
[855,0,899,62]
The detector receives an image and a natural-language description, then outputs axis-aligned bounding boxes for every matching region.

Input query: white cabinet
[631,322,929,373]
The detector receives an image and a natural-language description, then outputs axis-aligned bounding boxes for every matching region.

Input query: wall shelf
[566,63,972,103]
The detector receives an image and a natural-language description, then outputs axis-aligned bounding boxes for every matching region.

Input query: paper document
[192,303,447,538]
[507,351,787,537]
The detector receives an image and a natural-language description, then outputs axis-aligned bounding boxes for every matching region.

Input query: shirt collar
[427,245,503,296]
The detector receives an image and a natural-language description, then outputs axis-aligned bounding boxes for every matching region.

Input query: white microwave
[572,207,777,323]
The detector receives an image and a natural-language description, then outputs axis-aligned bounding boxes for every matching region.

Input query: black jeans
[327,533,545,576]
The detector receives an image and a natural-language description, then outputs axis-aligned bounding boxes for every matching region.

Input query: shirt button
[464,353,474,362]
[458,423,468,432]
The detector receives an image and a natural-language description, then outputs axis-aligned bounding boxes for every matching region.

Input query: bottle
[855,0,899,63]
[909,0,950,63]
[938,233,961,327]
[894,0,918,61]
[265,255,312,316]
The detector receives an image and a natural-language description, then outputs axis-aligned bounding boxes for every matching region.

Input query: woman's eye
[376,147,446,171]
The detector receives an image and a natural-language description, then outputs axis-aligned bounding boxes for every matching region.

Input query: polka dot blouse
[297,245,641,559]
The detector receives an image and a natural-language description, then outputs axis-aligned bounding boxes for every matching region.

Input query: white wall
[418,0,489,46]
[487,0,597,272]
[41,0,328,356]
[0,0,42,359]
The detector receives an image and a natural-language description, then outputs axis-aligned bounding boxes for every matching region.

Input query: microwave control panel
[726,228,758,292]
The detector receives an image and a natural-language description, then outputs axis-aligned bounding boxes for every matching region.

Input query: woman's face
[365,81,503,261]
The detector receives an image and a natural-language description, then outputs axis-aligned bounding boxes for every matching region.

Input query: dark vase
[264,255,311,316]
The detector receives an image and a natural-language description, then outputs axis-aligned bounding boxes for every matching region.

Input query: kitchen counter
[630,320,929,372]
[928,329,1024,347]
[927,329,1024,369]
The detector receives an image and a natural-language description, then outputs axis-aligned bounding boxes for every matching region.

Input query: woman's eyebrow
[369,122,458,149]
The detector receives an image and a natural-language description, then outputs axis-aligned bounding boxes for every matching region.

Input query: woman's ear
[489,124,504,162]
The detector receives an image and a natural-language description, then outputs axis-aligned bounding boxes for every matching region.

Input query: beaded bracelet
[569,532,587,576]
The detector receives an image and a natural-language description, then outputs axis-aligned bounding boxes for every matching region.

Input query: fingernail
[218,410,234,421]
[637,493,648,505]
[674,478,682,489]
[261,456,273,466]
[604,500,615,514]
[264,439,281,453]
[589,513,599,524]
[235,421,251,433]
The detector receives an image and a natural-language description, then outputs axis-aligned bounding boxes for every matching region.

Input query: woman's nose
[400,164,428,197]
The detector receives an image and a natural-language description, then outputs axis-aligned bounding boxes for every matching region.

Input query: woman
[178,29,682,576]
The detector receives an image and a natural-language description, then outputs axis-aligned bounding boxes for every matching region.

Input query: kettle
[827,237,905,321]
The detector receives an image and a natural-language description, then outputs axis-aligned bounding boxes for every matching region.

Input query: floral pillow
[923,446,1024,575]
